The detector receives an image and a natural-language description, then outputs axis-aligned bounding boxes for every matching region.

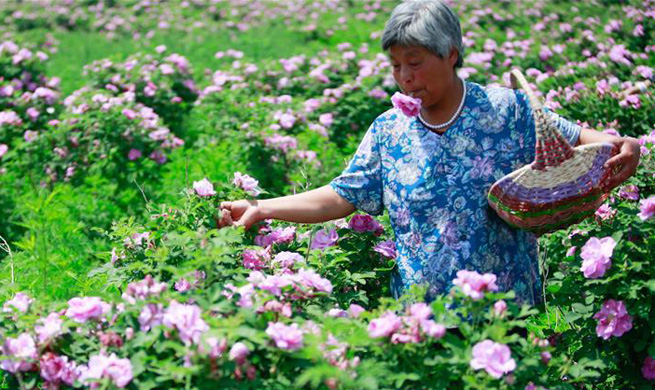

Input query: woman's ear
[448,48,459,67]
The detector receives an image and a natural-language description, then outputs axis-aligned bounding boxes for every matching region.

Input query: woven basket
[487,69,617,235]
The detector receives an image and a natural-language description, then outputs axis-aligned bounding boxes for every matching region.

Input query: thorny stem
[0,234,14,285]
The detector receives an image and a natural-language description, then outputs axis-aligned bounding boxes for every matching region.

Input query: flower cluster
[368,303,446,343]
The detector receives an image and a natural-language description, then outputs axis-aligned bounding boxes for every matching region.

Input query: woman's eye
[409,63,421,67]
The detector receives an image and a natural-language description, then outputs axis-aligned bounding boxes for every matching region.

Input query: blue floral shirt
[330,81,581,305]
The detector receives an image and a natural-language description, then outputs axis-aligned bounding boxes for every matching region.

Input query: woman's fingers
[216,208,233,228]
[234,207,258,231]
[220,201,232,210]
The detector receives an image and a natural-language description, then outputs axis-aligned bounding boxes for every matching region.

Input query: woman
[218,0,640,305]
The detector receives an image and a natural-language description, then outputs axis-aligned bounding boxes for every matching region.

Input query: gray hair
[381,0,464,68]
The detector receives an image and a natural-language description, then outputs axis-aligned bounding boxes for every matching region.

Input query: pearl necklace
[418,79,467,130]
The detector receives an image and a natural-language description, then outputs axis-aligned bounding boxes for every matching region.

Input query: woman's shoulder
[471,81,525,109]
[370,107,413,131]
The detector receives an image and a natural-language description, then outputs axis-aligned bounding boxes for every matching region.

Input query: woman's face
[389,44,458,109]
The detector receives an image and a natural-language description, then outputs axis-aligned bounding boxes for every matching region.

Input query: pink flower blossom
[242,249,269,270]
[0,333,37,373]
[79,353,133,388]
[636,65,653,79]
[35,312,64,343]
[233,171,260,196]
[65,297,111,323]
[618,185,639,201]
[349,214,384,235]
[452,270,499,300]
[319,113,334,127]
[149,150,167,164]
[24,130,38,142]
[259,274,293,296]
[348,304,365,318]
[566,246,577,257]
[229,342,250,364]
[580,237,616,279]
[3,292,33,313]
[162,301,209,345]
[123,275,167,302]
[40,352,78,385]
[193,178,216,197]
[595,203,616,220]
[470,340,516,379]
[373,240,396,259]
[26,107,39,121]
[294,268,333,294]
[0,144,7,158]
[638,196,655,221]
[408,303,432,321]
[310,228,339,250]
[138,303,164,331]
[608,44,631,66]
[642,356,655,380]
[390,92,422,117]
[593,299,633,339]
[368,311,402,338]
[127,148,142,160]
[175,278,191,292]
[256,226,296,247]
[266,322,304,351]
[494,300,507,316]
[421,320,446,339]
[272,251,305,268]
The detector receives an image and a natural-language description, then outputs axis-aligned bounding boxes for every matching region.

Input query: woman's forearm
[576,128,621,146]
[258,185,356,224]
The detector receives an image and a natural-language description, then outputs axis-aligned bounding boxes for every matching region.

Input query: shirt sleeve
[515,90,581,147]
[329,119,384,216]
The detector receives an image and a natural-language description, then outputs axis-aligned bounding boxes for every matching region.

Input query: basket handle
[510,69,574,171]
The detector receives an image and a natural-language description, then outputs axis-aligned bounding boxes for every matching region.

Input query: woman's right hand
[216,199,262,230]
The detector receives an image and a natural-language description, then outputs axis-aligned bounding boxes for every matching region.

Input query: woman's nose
[399,67,414,87]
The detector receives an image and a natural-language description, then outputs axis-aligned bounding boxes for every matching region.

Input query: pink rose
[233,171,260,196]
[35,312,64,343]
[79,353,133,388]
[242,249,269,270]
[638,195,655,221]
[368,311,402,338]
[348,304,365,318]
[266,322,304,351]
[421,320,446,339]
[310,228,339,250]
[127,148,142,160]
[452,270,499,300]
[618,185,639,201]
[642,356,655,380]
[0,144,7,158]
[193,178,216,197]
[470,340,516,379]
[494,300,507,316]
[348,214,384,235]
[65,297,111,323]
[0,333,37,373]
[390,92,422,117]
[229,342,250,364]
[373,240,396,259]
[272,251,305,269]
[293,268,333,294]
[594,203,616,221]
[162,301,209,346]
[579,237,616,279]
[594,299,633,339]
[3,292,33,313]
[174,278,191,292]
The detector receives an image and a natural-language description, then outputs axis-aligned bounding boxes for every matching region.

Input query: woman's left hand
[601,137,641,192]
